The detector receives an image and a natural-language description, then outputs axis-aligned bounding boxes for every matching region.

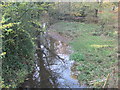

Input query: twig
[103,73,110,88]
[43,44,65,63]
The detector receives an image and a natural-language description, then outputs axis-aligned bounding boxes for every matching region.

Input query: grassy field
[50,21,118,88]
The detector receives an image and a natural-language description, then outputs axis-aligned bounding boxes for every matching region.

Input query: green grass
[70,52,85,62]
[51,21,118,87]
[52,21,99,32]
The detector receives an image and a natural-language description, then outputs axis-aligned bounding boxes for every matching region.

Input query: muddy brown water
[20,33,86,88]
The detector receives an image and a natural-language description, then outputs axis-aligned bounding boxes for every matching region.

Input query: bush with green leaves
[1,2,53,88]
[1,11,35,87]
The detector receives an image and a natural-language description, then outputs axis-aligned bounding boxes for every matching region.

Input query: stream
[20,33,86,88]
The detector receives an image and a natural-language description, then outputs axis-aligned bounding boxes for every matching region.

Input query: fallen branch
[89,78,106,86]
[43,44,65,63]
[103,73,110,88]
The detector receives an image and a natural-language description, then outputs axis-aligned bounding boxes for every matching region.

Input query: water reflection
[20,34,82,88]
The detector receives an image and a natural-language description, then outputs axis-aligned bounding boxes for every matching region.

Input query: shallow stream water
[20,34,85,88]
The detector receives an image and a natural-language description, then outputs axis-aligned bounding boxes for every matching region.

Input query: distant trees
[97,2,118,36]
[52,2,117,24]
[51,2,118,36]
